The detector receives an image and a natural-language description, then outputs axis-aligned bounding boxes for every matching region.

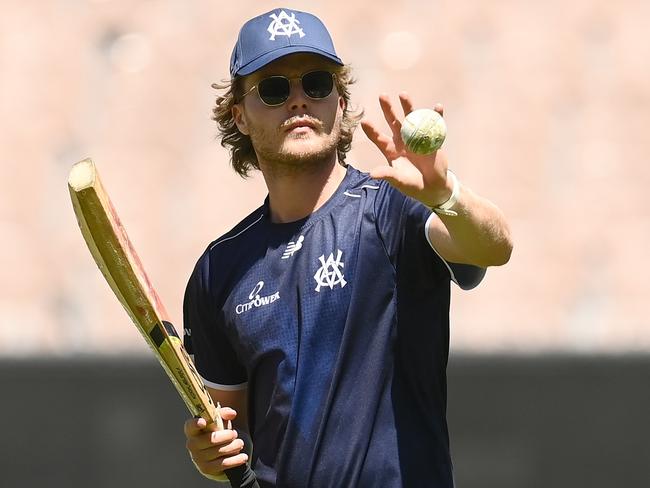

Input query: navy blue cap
[230,8,343,77]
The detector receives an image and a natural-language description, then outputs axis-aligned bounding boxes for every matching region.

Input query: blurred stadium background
[1,0,648,486]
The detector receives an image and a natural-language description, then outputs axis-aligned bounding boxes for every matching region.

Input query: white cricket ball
[400,108,447,155]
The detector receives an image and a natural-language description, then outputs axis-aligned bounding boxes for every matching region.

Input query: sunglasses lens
[302,71,334,99]
[258,76,291,106]
[255,71,334,106]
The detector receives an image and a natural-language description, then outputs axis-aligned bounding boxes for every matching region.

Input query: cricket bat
[68,158,258,488]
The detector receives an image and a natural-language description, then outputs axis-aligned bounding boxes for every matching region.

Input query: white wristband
[432,170,460,217]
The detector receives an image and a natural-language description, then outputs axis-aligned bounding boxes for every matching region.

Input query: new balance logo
[282,235,304,259]
[314,250,347,292]
[268,10,305,41]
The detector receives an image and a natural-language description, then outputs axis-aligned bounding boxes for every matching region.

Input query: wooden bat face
[68,158,220,427]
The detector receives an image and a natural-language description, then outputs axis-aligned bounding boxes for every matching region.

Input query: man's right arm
[184,387,250,481]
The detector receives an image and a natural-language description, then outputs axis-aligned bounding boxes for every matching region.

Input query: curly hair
[211,64,362,178]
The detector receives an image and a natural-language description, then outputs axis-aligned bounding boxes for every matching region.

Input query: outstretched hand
[361,93,452,208]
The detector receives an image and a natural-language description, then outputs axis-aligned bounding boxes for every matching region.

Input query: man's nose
[286,79,309,110]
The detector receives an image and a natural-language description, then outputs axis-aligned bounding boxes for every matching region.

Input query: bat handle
[226,464,260,488]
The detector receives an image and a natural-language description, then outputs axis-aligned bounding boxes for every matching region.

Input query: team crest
[314,250,347,292]
[267,10,305,41]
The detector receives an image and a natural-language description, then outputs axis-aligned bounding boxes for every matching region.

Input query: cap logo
[267,10,305,41]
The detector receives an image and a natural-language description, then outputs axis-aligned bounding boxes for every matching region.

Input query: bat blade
[68,158,222,428]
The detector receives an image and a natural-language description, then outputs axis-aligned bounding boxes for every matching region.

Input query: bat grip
[225,464,260,488]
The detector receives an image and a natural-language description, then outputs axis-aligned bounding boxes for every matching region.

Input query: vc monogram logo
[314,250,347,292]
[267,10,305,41]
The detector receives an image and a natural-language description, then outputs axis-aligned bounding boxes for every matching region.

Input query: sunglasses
[240,70,335,107]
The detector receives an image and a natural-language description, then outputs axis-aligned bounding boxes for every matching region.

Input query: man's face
[232,53,345,170]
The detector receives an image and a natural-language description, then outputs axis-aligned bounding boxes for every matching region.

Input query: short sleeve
[374,181,485,289]
[183,252,248,389]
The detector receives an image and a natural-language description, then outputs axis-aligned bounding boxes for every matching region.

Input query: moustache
[280,115,323,131]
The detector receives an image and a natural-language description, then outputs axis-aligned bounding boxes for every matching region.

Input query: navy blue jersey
[183,165,485,487]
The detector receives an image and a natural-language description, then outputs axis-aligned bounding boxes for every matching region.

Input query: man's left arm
[361,93,513,268]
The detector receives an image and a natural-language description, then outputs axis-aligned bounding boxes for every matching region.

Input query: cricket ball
[400,108,447,155]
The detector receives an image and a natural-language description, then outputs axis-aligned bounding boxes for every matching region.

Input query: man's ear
[232,104,249,135]
[338,95,347,113]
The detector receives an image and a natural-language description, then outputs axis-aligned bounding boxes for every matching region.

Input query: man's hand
[362,92,512,267]
[184,407,248,481]
[361,93,453,208]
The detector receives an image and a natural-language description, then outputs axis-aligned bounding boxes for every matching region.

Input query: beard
[249,112,343,176]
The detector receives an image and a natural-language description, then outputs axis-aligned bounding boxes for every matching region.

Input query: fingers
[399,94,444,117]
[184,407,238,436]
[398,92,414,116]
[396,92,445,118]
[186,422,247,474]
[365,94,446,160]
[379,93,444,120]
[219,407,238,422]
[191,443,248,478]
[379,94,403,143]
[187,425,239,451]
[361,119,396,161]
[219,453,249,469]
[184,412,248,480]
[190,433,245,463]
[193,452,249,475]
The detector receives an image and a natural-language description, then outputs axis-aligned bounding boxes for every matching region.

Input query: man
[183,7,512,488]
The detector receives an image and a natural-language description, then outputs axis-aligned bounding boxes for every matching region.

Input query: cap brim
[235,46,343,77]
